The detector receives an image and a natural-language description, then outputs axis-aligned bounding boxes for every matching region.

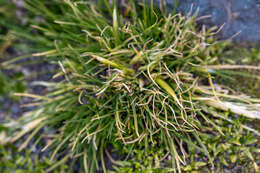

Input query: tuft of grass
[1,0,260,172]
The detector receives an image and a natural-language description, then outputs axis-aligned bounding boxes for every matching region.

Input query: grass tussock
[1,0,260,172]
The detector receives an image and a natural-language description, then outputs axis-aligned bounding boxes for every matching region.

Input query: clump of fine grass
[2,0,260,172]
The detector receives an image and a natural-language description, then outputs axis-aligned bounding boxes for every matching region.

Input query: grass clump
[1,0,260,172]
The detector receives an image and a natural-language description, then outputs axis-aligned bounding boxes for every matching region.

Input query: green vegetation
[0,2,27,110]
[0,0,259,172]
[217,46,260,98]
[0,70,26,101]
[0,144,69,173]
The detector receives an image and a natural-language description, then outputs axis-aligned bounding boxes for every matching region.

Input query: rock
[154,0,260,43]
